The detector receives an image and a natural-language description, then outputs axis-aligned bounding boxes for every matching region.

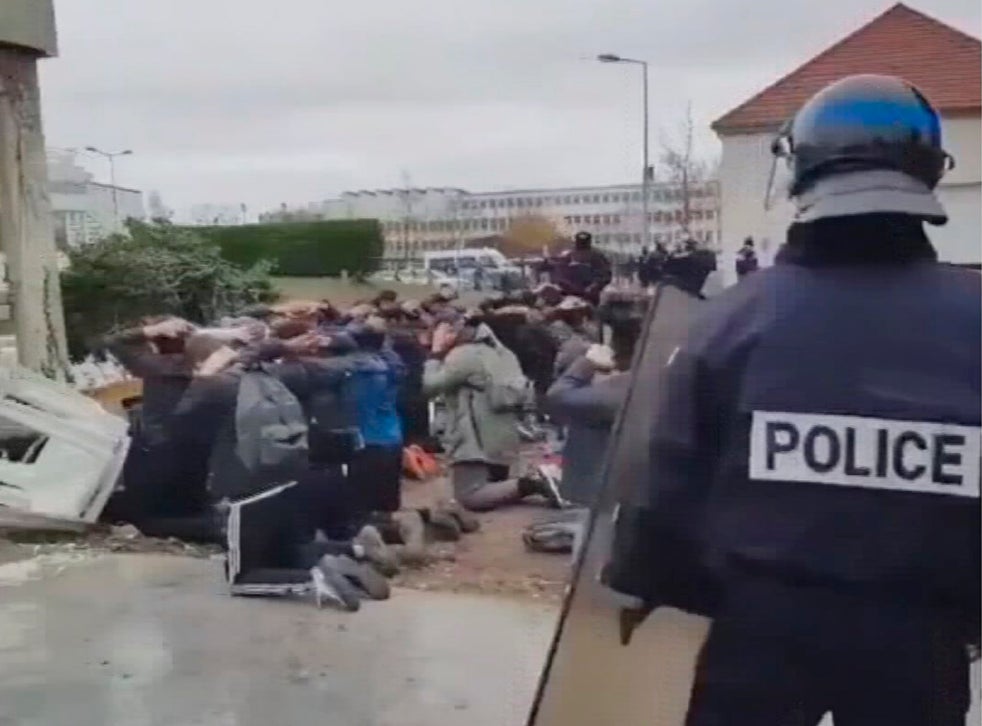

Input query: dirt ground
[0,468,573,604]
[395,472,571,603]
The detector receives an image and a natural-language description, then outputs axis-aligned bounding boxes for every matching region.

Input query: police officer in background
[646,74,979,725]
[551,231,612,304]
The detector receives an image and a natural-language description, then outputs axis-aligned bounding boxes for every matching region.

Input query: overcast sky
[41,0,979,219]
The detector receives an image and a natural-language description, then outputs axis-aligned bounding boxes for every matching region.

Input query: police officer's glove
[598,560,656,646]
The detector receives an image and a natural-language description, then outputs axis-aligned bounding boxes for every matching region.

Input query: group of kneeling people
[98,286,624,610]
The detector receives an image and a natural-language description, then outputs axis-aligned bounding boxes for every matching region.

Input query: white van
[422,248,520,278]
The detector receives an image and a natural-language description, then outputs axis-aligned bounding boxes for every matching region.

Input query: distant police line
[750,411,981,498]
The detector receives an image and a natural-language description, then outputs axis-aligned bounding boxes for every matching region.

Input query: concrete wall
[717,114,982,285]
[0,0,57,56]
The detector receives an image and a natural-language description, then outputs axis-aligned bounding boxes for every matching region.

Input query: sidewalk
[0,553,556,726]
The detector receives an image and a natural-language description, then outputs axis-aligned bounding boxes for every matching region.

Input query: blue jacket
[342,348,405,448]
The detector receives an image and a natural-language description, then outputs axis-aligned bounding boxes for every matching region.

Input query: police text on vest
[749,411,980,498]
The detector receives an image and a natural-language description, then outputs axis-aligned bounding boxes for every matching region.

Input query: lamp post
[85,146,133,228]
[597,53,650,254]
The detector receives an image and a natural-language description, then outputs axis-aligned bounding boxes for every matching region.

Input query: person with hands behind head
[422,316,564,512]
[101,315,203,532]
[546,342,632,507]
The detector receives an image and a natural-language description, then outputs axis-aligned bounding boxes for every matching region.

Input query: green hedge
[188,219,384,277]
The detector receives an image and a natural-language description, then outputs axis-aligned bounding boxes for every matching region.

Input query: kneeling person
[172,332,388,610]
[423,316,563,512]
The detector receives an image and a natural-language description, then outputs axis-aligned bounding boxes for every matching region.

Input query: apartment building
[47,150,145,247]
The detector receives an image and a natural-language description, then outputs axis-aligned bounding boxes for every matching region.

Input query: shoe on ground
[423,508,462,542]
[310,561,361,612]
[440,500,480,533]
[520,465,568,509]
[329,554,391,601]
[521,522,575,554]
[391,543,434,567]
[353,525,400,577]
[391,509,427,565]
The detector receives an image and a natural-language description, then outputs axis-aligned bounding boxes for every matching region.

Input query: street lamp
[597,53,650,254]
[85,146,133,227]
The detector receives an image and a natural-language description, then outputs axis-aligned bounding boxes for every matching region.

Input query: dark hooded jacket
[647,216,980,623]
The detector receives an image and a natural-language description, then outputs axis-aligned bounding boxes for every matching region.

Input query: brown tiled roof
[713,4,982,134]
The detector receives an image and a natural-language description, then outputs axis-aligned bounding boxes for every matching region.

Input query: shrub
[190,219,383,277]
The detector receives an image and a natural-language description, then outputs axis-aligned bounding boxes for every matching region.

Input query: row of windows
[592,229,716,247]
[381,208,716,234]
[566,214,622,226]
[567,209,716,226]
[460,186,716,210]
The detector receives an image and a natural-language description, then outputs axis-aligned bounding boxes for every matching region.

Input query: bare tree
[658,104,718,248]
[146,190,173,223]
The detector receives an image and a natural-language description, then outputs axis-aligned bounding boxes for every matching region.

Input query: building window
[706,210,715,220]
[506,198,514,208]
[612,215,621,225]
[602,215,611,225]
[631,192,641,202]
[593,215,601,225]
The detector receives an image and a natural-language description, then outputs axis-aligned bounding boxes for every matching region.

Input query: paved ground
[0,553,557,726]
[0,549,978,726]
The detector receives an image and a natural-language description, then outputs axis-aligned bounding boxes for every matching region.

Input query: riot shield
[527,280,711,726]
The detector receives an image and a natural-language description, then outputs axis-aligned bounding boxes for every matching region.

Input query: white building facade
[266,181,720,262]
[47,150,145,247]
[713,4,981,286]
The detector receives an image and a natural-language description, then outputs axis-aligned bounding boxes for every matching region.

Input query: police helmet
[774,74,953,224]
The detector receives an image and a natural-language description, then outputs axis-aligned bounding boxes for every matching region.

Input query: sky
[41,0,980,220]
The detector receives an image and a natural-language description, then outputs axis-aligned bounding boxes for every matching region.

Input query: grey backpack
[481,341,535,414]
[234,367,309,479]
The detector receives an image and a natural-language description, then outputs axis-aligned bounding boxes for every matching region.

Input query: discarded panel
[0,365,130,528]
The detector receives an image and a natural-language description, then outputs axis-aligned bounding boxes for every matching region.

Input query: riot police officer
[645,74,979,725]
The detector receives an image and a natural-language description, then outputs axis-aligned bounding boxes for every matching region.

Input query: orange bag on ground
[403,445,441,480]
